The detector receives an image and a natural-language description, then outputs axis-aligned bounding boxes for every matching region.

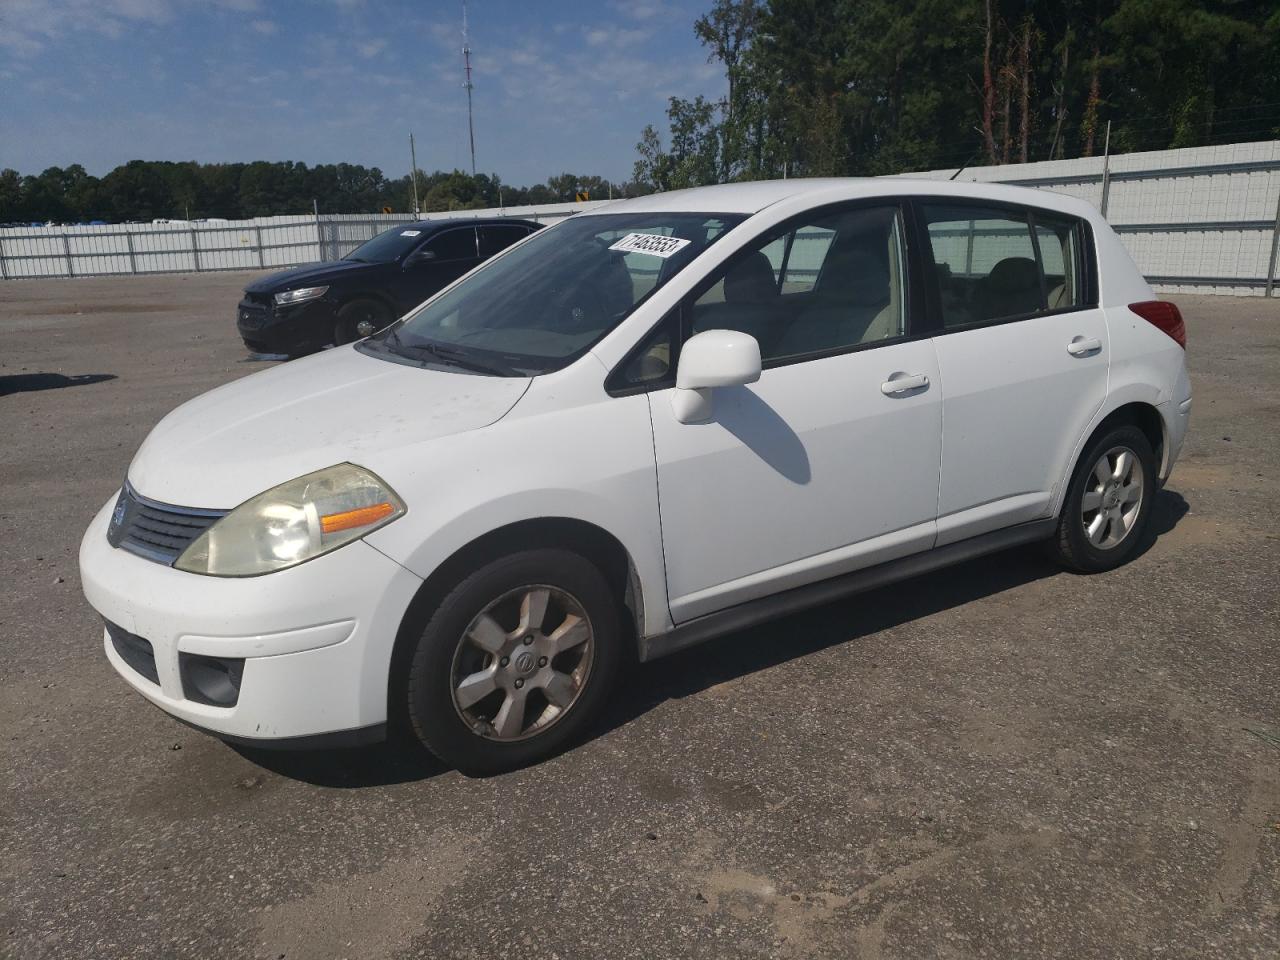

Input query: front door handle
[1067,336,1102,356]
[880,372,930,396]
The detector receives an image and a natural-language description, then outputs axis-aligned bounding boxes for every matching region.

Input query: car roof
[585,177,1098,221]
[409,217,541,231]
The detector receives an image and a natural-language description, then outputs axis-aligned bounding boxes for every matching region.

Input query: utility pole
[1099,120,1113,217]
[463,2,476,177]
[409,131,420,216]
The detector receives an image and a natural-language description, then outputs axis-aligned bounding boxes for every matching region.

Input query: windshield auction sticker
[608,233,692,259]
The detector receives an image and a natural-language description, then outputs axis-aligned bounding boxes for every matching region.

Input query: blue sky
[0,0,724,185]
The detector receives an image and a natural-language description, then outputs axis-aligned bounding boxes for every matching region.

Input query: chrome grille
[106,483,226,566]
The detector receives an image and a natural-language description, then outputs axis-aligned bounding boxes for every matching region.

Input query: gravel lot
[2,271,1278,960]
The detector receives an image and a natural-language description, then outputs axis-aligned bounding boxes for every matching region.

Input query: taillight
[1129,300,1186,349]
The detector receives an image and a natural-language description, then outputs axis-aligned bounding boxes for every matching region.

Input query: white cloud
[356,39,387,58]
[584,26,652,48]
[0,0,271,54]
[609,0,678,22]
[250,19,277,35]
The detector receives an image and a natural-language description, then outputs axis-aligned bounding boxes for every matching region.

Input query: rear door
[478,223,533,259]
[919,200,1108,545]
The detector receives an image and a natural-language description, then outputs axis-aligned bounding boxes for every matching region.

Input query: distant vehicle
[81,178,1190,773]
[236,218,543,356]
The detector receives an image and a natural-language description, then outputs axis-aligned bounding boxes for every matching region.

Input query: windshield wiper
[399,340,515,376]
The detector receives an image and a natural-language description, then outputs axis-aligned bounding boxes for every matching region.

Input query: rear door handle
[1067,336,1102,356]
[880,372,930,396]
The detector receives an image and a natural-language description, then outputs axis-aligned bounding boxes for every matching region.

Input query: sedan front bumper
[237,296,337,354]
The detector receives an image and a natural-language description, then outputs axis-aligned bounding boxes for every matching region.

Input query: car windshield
[343,225,428,263]
[358,212,744,376]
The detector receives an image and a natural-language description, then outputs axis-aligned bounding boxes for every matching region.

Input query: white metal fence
[0,202,609,281]
[900,139,1280,297]
[4,141,1279,295]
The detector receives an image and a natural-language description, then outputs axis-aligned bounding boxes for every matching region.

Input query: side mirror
[405,248,437,266]
[671,329,761,423]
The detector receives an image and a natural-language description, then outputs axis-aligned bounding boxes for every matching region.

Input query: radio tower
[462,2,476,176]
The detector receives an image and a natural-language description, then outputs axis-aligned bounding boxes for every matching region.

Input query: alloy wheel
[449,585,595,741]
[1081,445,1145,549]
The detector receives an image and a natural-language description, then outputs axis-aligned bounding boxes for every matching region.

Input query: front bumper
[80,496,423,743]
[237,296,336,354]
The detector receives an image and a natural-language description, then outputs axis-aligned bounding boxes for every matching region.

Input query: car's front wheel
[404,549,622,774]
[334,298,391,346]
[1050,423,1157,572]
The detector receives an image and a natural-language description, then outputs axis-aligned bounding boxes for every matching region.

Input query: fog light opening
[179,653,245,707]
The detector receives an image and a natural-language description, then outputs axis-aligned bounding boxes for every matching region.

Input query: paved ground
[1,272,1277,960]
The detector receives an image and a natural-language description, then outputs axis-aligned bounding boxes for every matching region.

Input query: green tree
[639,0,1280,184]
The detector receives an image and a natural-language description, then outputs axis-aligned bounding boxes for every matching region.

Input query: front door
[398,226,480,312]
[637,203,944,623]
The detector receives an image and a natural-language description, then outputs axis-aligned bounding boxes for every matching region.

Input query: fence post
[314,199,323,261]
[125,231,137,274]
[255,225,265,268]
[62,232,74,277]
[1267,188,1280,298]
[1099,120,1113,218]
[191,227,200,272]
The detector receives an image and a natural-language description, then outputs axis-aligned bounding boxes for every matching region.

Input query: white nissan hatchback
[80,179,1191,773]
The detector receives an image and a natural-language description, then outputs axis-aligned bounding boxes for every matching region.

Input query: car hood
[244,259,378,293]
[129,347,531,508]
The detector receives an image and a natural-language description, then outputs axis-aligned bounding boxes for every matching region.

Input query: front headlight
[274,285,328,306]
[174,463,405,577]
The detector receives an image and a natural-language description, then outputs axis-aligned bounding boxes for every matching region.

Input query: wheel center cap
[514,651,537,675]
[1104,487,1121,508]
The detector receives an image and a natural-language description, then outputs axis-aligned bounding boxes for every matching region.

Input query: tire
[404,548,622,775]
[334,298,391,346]
[1050,424,1156,573]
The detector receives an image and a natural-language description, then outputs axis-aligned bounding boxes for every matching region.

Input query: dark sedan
[236,217,542,355]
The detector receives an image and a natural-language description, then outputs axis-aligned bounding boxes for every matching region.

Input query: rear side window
[478,224,531,258]
[922,204,1083,328]
[425,227,478,262]
[1033,213,1081,310]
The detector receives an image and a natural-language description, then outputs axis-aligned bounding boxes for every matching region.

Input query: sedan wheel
[334,299,390,345]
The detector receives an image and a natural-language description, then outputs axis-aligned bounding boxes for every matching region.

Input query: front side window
[689,204,907,364]
[360,212,742,375]
[923,204,1083,328]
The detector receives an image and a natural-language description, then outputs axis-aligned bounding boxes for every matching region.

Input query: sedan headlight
[175,463,405,577]
[274,285,328,306]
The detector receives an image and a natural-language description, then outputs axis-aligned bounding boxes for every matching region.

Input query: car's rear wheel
[334,298,391,346]
[1050,424,1156,572]
[404,549,621,775]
